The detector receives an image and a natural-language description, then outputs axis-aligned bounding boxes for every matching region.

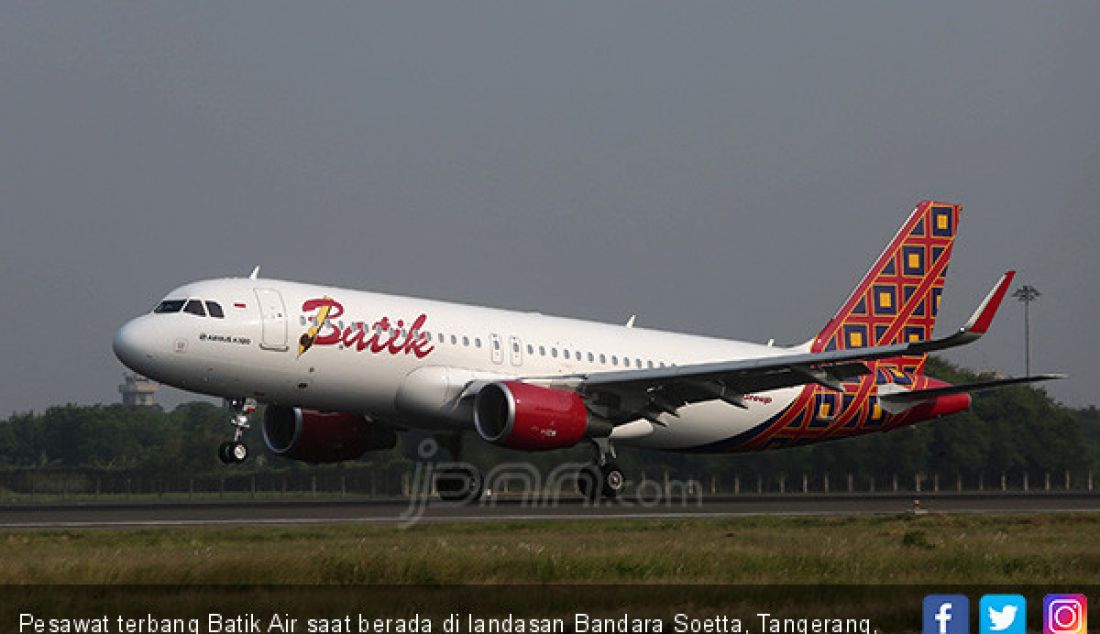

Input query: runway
[0,493,1096,528]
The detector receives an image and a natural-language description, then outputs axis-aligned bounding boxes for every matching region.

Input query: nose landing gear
[218,398,256,464]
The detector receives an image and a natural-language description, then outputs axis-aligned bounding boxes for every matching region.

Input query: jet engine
[473,381,605,450]
[262,406,397,463]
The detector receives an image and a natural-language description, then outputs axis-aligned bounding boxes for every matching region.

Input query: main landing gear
[577,437,626,502]
[433,434,485,503]
[218,397,256,465]
[428,434,626,503]
[435,465,485,503]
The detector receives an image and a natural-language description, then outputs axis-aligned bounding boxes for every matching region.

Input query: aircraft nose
[113,316,159,373]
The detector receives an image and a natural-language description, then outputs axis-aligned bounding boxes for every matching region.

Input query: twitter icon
[981,595,1026,634]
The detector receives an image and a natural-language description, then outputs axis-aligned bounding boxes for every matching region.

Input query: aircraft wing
[525,271,1022,424]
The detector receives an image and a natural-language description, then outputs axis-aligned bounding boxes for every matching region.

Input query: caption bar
[18,612,876,634]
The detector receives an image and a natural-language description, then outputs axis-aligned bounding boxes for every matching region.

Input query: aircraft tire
[435,466,483,504]
[576,465,602,502]
[217,442,234,464]
[600,463,626,498]
[230,441,248,463]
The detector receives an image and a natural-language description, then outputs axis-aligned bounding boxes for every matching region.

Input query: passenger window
[438,333,444,343]
[527,344,534,354]
[599,353,606,364]
[539,346,546,356]
[475,338,482,348]
[563,350,570,360]
[513,342,520,353]
[462,336,469,346]
[153,299,185,314]
[494,339,501,350]
[183,299,206,317]
[451,335,457,345]
[205,301,225,318]
[647,360,654,369]
[611,355,618,366]
[635,358,642,368]
[551,348,558,358]
[588,352,594,362]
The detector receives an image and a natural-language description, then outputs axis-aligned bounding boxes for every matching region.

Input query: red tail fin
[812,200,961,375]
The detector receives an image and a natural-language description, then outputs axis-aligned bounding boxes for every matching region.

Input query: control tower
[119,373,158,407]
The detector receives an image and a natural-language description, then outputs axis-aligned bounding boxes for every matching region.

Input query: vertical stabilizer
[812,200,961,375]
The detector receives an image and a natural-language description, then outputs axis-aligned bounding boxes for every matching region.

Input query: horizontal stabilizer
[879,374,1065,411]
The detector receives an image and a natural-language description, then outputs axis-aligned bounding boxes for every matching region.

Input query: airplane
[112,200,1062,500]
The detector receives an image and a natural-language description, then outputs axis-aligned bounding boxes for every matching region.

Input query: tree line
[0,358,1095,485]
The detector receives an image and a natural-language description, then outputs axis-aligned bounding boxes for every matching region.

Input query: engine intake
[262,406,396,463]
[474,381,595,450]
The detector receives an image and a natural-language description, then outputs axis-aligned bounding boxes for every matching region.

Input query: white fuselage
[113,277,803,451]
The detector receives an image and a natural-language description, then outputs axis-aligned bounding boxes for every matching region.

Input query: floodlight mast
[1011,284,1041,376]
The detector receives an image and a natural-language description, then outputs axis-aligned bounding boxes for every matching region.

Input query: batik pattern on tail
[812,200,959,368]
[714,201,962,452]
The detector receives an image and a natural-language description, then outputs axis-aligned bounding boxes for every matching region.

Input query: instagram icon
[1044,595,1087,634]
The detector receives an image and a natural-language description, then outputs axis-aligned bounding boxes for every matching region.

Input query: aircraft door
[489,333,504,364]
[255,288,289,351]
[509,335,523,366]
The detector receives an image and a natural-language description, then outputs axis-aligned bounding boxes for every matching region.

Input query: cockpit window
[205,301,225,318]
[183,299,207,316]
[153,299,185,314]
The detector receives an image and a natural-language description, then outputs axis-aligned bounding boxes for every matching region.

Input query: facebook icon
[924,595,970,634]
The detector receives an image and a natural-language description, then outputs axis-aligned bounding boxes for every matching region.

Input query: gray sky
[1,2,1097,414]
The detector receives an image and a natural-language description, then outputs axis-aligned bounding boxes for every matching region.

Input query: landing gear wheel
[435,466,484,504]
[577,465,601,502]
[229,441,248,463]
[601,463,626,498]
[579,437,625,501]
[577,463,626,501]
[218,441,248,464]
[218,397,256,465]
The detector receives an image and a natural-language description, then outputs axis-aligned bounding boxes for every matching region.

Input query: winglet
[963,270,1015,335]
[625,315,636,328]
[249,265,261,280]
[909,270,1015,354]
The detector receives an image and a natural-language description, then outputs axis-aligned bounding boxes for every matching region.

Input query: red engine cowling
[473,381,590,450]
[262,406,397,463]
